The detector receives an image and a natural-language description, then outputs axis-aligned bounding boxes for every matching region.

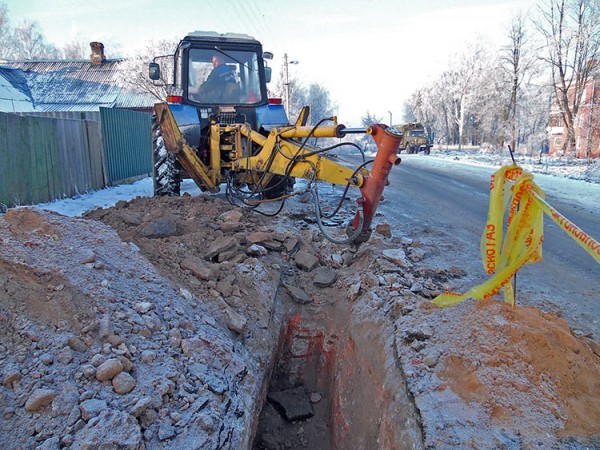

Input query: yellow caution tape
[525,184,600,264]
[433,164,599,308]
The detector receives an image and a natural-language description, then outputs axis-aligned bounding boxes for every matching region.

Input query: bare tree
[501,12,538,151]
[405,90,439,143]
[0,2,14,59]
[453,44,495,149]
[12,20,59,59]
[273,65,305,121]
[534,0,600,154]
[402,97,417,123]
[360,111,383,127]
[305,83,336,125]
[117,39,179,101]
[62,40,89,59]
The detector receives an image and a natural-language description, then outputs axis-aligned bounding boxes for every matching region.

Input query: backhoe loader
[149,31,402,244]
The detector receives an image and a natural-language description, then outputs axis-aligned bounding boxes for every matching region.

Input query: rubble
[0,194,598,449]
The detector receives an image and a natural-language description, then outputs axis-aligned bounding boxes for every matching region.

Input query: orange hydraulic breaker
[347,124,402,243]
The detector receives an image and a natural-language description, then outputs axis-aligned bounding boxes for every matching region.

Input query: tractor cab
[149,31,272,110]
[186,47,266,106]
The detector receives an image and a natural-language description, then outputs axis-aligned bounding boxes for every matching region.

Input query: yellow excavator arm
[153,102,402,244]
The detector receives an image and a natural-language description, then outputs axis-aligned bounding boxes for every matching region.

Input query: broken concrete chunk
[67,336,88,352]
[284,236,299,252]
[140,217,179,238]
[219,209,243,223]
[295,250,319,271]
[220,221,244,233]
[205,236,238,261]
[382,248,412,268]
[247,244,268,257]
[180,256,218,281]
[267,386,314,422]
[2,365,22,388]
[80,398,108,421]
[285,284,311,304]
[375,222,392,238]
[95,358,123,381]
[112,372,136,394]
[224,307,247,334]
[313,266,338,288]
[25,388,56,412]
[246,231,273,244]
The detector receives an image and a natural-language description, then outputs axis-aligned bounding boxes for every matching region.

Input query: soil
[1,192,599,449]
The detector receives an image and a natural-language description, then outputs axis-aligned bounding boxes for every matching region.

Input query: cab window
[187,48,263,105]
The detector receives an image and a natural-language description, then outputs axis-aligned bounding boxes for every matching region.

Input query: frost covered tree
[305,83,336,125]
[118,39,179,101]
[360,111,383,127]
[0,3,16,59]
[272,65,305,121]
[62,40,89,59]
[12,20,59,60]
[0,3,59,60]
[500,12,538,151]
[533,0,600,154]
[402,98,417,123]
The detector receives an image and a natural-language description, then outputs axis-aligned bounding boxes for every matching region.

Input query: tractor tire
[151,115,181,196]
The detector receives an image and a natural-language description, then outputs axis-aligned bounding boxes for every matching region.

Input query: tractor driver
[189,53,240,103]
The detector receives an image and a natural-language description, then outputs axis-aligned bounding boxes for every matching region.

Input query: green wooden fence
[100,108,152,184]
[0,109,152,208]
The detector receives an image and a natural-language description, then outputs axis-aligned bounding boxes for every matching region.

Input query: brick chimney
[90,42,106,65]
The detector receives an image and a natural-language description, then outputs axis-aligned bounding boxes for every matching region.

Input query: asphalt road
[363,154,600,339]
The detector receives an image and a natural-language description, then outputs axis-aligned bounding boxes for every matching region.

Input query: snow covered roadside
[35,151,600,219]
[411,150,600,216]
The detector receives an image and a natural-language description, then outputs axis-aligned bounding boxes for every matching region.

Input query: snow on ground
[36,148,600,220]
[418,148,600,216]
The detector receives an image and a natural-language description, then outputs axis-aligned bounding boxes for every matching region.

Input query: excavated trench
[251,281,424,449]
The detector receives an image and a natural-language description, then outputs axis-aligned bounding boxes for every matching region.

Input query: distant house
[547,68,600,158]
[0,42,156,114]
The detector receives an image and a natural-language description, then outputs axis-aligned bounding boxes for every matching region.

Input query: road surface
[368,154,600,339]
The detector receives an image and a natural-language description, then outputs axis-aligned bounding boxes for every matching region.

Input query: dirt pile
[394,298,600,448]
[0,199,286,449]
[0,193,599,449]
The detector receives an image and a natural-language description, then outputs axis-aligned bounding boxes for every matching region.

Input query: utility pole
[284,53,298,118]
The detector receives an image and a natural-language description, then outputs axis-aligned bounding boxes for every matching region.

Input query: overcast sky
[7,0,536,126]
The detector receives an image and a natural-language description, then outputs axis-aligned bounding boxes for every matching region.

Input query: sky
[6,0,537,127]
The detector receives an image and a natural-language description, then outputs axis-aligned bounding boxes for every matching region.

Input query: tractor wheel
[152,115,181,196]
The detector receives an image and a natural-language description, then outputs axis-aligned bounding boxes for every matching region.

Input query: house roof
[0,66,35,112]
[0,58,156,112]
